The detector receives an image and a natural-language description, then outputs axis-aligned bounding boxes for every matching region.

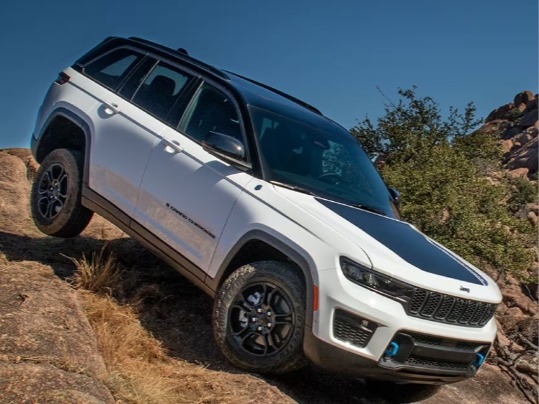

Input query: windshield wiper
[270,181,386,216]
[347,203,387,216]
[270,181,317,196]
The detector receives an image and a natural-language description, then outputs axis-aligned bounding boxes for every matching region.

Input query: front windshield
[251,106,398,218]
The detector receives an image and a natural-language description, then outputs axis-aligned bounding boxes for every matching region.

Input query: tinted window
[179,83,242,143]
[252,107,396,218]
[132,62,192,120]
[83,48,141,90]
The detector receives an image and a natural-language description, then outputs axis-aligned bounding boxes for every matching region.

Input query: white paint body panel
[134,126,252,269]
[67,67,163,216]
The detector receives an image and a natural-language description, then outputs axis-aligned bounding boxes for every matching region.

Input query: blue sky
[0,0,536,149]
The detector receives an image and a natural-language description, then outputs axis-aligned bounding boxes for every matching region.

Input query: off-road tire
[31,148,93,237]
[366,380,442,403]
[213,261,307,374]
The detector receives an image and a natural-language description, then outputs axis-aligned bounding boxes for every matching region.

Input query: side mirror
[203,131,246,161]
[388,187,400,206]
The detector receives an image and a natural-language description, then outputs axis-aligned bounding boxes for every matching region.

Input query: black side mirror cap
[203,131,246,160]
[388,187,400,205]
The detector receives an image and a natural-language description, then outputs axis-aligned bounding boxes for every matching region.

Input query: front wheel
[213,261,307,374]
[30,148,93,238]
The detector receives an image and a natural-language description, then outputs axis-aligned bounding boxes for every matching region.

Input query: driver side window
[179,83,242,144]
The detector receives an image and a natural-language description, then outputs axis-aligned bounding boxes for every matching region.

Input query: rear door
[79,48,195,216]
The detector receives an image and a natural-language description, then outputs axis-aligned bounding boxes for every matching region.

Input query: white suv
[30,37,501,402]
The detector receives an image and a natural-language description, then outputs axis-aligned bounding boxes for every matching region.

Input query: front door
[134,82,252,272]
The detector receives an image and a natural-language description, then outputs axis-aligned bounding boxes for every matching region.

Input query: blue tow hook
[473,353,485,367]
[384,342,399,358]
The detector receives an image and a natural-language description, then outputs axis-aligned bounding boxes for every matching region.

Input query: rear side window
[132,62,192,121]
[83,48,142,90]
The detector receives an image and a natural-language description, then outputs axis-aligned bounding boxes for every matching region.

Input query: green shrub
[351,88,536,281]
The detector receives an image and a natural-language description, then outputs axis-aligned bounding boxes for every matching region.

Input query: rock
[507,168,529,178]
[527,203,539,215]
[0,363,114,404]
[518,108,538,128]
[524,128,539,140]
[496,328,512,347]
[486,103,515,122]
[0,262,108,378]
[512,132,533,147]
[506,137,538,173]
[0,152,40,236]
[527,211,538,225]
[526,96,538,112]
[500,139,513,154]
[514,91,535,107]
[502,125,521,140]
[482,120,509,133]
[503,284,538,315]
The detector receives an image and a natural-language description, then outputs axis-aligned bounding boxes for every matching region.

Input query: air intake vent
[333,310,377,348]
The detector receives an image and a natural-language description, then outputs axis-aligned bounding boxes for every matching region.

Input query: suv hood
[315,198,487,285]
[274,186,490,287]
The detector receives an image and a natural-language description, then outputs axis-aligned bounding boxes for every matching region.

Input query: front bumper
[304,268,497,384]
[304,330,488,384]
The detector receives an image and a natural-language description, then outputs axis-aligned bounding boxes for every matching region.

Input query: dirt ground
[0,148,534,403]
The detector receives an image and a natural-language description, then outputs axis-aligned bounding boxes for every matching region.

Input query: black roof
[76,36,326,122]
[126,37,323,116]
[128,37,230,80]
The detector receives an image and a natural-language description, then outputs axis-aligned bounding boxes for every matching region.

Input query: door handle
[103,102,120,115]
[162,137,183,153]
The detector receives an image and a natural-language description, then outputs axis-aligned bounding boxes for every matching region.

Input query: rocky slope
[483,90,538,180]
[476,91,538,403]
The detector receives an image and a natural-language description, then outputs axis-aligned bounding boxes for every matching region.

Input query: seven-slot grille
[405,288,497,327]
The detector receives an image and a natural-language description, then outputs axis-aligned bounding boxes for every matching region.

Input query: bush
[351,88,536,280]
[507,177,537,213]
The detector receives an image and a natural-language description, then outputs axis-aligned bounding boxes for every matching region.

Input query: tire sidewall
[213,261,306,374]
[31,148,85,236]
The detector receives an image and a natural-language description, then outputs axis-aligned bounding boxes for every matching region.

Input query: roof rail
[227,71,322,115]
[128,37,229,80]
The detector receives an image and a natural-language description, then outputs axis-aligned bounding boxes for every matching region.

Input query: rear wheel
[30,148,93,237]
[213,261,307,374]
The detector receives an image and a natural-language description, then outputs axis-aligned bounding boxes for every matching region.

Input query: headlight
[340,257,414,302]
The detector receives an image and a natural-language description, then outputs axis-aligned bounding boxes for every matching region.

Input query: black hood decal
[317,199,486,285]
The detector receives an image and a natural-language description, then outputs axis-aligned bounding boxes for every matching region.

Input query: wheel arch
[208,230,317,327]
[34,108,92,183]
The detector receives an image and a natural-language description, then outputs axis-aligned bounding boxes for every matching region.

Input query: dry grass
[71,245,291,403]
[80,292,282,404]
[68,244,123,296]
[81,292,194,403]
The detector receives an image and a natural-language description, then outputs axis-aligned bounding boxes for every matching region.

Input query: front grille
[406,288,497,327]
[333,309,377,348]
